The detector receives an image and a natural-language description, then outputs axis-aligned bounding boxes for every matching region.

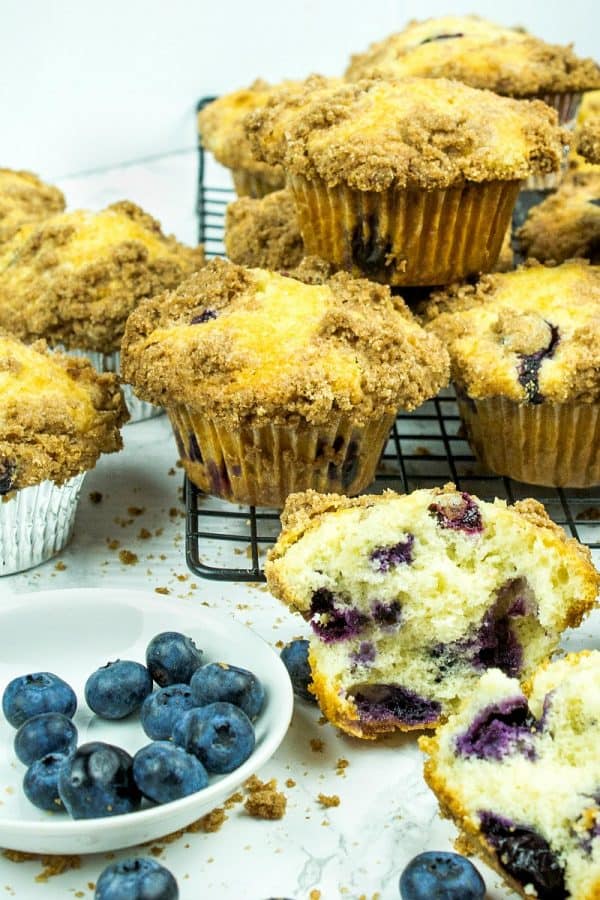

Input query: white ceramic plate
[0,588,293,855]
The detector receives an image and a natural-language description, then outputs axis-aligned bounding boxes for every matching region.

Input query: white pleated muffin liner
[1,474,85,576]
[55,347,162,424]
[524,91,582,191]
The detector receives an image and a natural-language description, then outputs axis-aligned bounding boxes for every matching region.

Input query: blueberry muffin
[569,91,600,173]
[423,260,600,487]
[0,169,65,246]
[578,120,600,165]
[224,189,304,270]
[1,334,128,574]
[247,77,565,286]
[121,259,449,507]
[421,651,600,899]
[516,172,600,263]
[0,201,205,421]
[345,16,600,124]
[198,81,294,198]
[265,485,599,739]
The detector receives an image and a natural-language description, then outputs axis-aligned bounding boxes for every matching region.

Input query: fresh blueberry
[190,662,264,720]
[23,752,70,812]
[399,851,485,899]
[280,640,315,703]
[14,712,77,765]
[428,492,483,534]
[145,632,203,687]
[58,741,141,819]
[173,702,255,774]
[190,308,217,324]
[85,660,152,720]
[133,741,208,804]
[140,684,196,740]
[2,673,77,728]
[95,857,178,900]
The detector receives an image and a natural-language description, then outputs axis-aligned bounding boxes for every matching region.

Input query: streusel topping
[577,120,600,166]
[0,334,128,491]
[225,189,304,270]
[247,77,566,191]
[0,201,205,353]
[0,169,65,245]
[345,15,600,97]
[422,260,600,404]
[121,259,449,425]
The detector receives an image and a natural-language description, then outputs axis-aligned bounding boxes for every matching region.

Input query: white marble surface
[1,154,599,900]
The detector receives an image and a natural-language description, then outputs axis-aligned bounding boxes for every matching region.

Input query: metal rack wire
[187,102,600,581]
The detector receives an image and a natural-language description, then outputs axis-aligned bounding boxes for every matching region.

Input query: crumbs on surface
[336,757,349,775]
[310,738,325,753]
[188,807,228,833]
[243,775,287,820]
[2,849,81,882]
[155,586,170,595]
[89,491,103,504]
[118,549,138,565]
[318,793,340,808]
[224,791,244,809]
[54,561,66,571]
[285,778,296,788]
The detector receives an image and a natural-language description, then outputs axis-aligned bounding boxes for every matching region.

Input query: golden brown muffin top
[0,201,205,353]
[577,119,600,165]
[345,15,600,97]
[247,77,566,191]
[516,172,600,264]
[224,189,304,271]
[422,260,600,404]
[0,333,128,492]
[121,259,450,426]
[0,168,65,246]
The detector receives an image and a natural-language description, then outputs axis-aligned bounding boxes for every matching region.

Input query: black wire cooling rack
[186,99,600,581]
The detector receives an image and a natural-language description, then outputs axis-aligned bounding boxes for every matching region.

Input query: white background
[1,0,598,179]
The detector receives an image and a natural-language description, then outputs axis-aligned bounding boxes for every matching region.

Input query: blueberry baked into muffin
[0,168,65,246]
[121,259,449,507]
[516,172,600,264]
[247,76,565,286]
[265,485,599,738]
[0,333,128,574]
[0,201,204,421]
[421,650,600,899]
[423,260,600,487]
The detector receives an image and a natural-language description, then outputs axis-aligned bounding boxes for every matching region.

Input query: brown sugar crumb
[155,587,170,596]
[168,468,176,476]
[318,716,328,726]
[0,851,82,882]
[54,561,66,571]
[119,549,138,566]
[89,491,103,504]
[139,527,152,539]
[318,793,340,808]
[244,787,287,820]
[150,846,164,857]
[285,778,296,788]
[127,506,145,516]
[310,738,325,753]
[169,507,179,517]
[106,538,120,550]
[176,573,188,582]
[336,757,349,775]
[187,807,227,833]
[224,791,244,809]
[578,507,600,521]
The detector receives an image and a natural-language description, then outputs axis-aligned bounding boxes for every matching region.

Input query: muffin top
[121,259,450,425]
[198,80,297,184]
[577,119,600,165]
[224,189,304,271]
[345,15,600,97]
[0,201,205,353]
[0,169,65,246]
[516,172,600,264]
[247,77,566,191]
[422,260,600,404]
[0,334,128,492]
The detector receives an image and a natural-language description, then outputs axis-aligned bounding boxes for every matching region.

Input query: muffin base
[457,394,600,487]
[1,474,85,576]
[231,167,285,199]
[168,409,396,507]
[288,176,521,286]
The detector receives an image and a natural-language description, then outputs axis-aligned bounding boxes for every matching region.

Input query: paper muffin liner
[58,348,161,424]
[168,408,396,507]
[1,474,85,576]
[231,167,285,199]
[523,91,582,191]
[288,176,521,286]
[457,393,600,487]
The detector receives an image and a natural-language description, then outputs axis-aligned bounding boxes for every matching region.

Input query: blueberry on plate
[173,702,255,774]
[146,631,203,687]
[58,741,141,819]
[85,660,152,720]
[2,672,77,728]
[14,712,77,765]
[140,684,196,740]
[190,662,265,720]
[95,857,178,900]
[280,640,315,703]
[399,851,485,900]
[23,752,71,812]
[133,741,208,804]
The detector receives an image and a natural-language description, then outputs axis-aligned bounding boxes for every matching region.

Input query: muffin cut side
[265,486,599,738]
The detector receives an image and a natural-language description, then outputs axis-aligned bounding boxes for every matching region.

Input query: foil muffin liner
[1,474,85,576]
[524,91,582,191]
[231,167,285,199]
[457,393,600,487]
[288,176,521,286]
[168,408,396,508]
